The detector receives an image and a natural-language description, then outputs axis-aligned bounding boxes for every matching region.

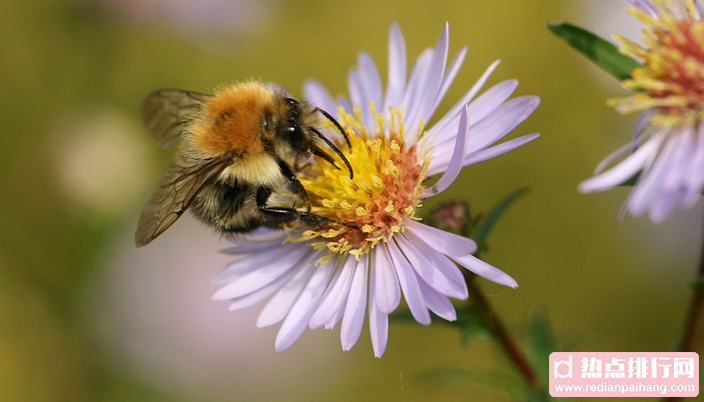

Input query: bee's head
[272,97,353,179]
[278,97,314,157]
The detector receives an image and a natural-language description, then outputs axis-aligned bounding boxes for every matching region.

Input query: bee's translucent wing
[140,89,212,150]
[135,154,230,247]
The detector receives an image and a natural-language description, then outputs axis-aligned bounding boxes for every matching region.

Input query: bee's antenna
[311,128,354,180]
[315,107,352,150]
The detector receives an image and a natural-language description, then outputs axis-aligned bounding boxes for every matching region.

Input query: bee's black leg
[277,159,311,212]
[257,187,358,230]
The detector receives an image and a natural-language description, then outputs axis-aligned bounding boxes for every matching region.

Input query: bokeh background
[1,0,700,401]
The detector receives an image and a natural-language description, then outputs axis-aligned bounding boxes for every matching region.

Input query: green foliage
[470,187,529,257]
[408,189,572,399]
[390,304,494,345]
[547,22,641,81]
[525,309,556,384]
[401,187,531,343]
[620,171,640,187]
[411,307,573,400]
[450,303,495,345]
[524,309,572,401]
[621,171,704,192]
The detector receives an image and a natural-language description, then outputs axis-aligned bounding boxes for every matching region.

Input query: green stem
[678,230,704,354]
[463,271,541,389]
[663,209,704,402]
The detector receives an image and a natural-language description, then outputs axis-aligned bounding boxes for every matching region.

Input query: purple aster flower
[212,22,540,357]
[579,0,704,222]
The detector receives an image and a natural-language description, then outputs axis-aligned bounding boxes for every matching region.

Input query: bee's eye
[289,124,307,150]
[282,99,307,151]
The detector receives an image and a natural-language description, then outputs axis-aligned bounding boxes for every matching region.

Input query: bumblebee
[135,81,354,247]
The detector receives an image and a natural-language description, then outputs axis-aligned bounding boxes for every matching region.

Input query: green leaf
[471,187,529,251]
[523,310,575,401]
[526,309,556,383]
[620,172,704,195]
[388,308,416,322]
[390,303,495,345]
[619,171,640,186]
[547,21,641,81]
[453,303,494,344]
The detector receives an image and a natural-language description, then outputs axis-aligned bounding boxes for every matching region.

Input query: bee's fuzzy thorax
[187,81,275,160]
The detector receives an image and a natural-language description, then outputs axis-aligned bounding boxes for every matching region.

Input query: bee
[135,80,355,247]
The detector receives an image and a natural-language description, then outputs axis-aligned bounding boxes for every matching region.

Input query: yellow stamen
[369,101,379,132]
[416,118,426,139]
[303,230,320,239]
[385,201,395,212]
[610,0,704,126]
[322,228,344,238]
[391,140,401,152]
[316,254,333,265]
[353,106,364,129]
[386,160,400,177]
[297,101,427,259]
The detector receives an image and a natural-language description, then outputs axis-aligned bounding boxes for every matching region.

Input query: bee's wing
[135,154,230,247]
[140,89,212,150]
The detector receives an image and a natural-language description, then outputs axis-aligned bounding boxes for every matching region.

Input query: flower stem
[678,220,704,354]
[662,210,704,402]
[463,271,541,389]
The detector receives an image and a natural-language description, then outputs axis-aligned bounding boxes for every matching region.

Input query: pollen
[298,103,429,259]
[609,0,704,127]
[303,230,320,239]
[385,201,395,212]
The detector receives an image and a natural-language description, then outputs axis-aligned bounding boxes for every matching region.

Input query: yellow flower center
[294,104,430,263]
[609,0,704,127]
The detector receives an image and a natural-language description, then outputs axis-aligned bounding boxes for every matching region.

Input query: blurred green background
[1,0,700,401]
